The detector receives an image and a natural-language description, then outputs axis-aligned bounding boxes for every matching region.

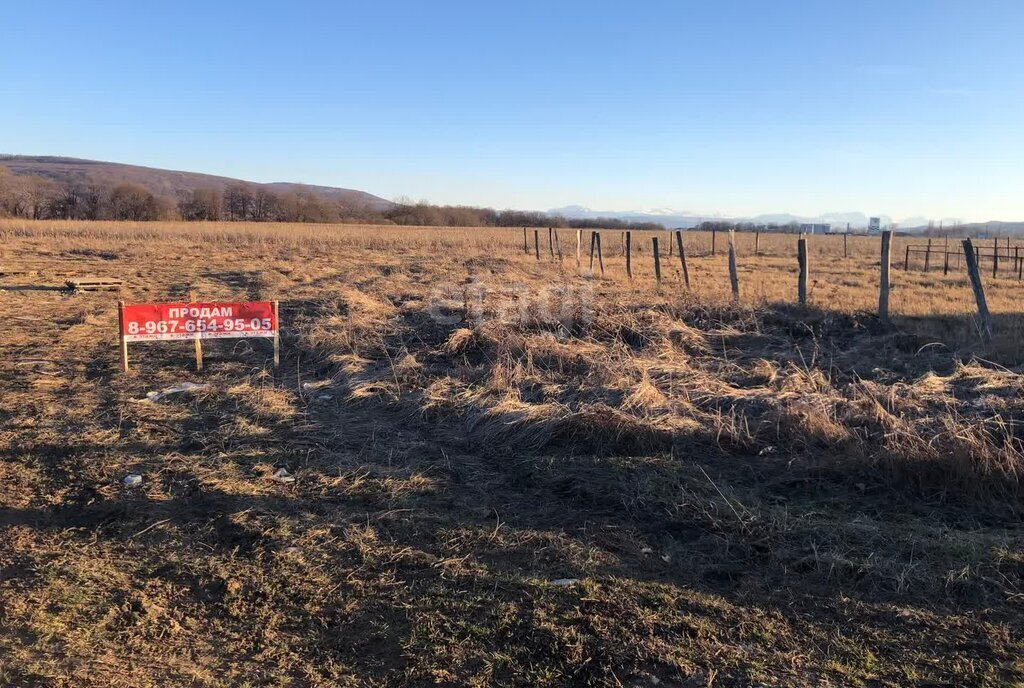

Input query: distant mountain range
[550,206,912,230]
[0,155,394,210]
[548,206,1024,233]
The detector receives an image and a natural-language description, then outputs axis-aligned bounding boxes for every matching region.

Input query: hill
[0,155,393,210]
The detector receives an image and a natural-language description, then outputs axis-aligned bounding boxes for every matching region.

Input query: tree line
[0,167,667,230]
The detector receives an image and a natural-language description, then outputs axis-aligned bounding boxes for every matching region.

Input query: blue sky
[2,1,1023,221]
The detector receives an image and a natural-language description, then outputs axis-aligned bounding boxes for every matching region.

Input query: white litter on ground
[270,467,296,484]
[134,382,209,403]
[550,578,580,587]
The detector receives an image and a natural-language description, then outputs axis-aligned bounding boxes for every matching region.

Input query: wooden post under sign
[273,300,281,367]
[190,290,203,371]
[118,300,129,373]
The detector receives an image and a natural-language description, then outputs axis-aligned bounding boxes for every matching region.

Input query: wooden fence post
[993,238,999,278]
[553,228,562,260]
[652,237,662,284]
[675,230,690,289]
[797,235,808,305]
[534,230,540,260]
[589,231,596,270]
[712,228,717,256]
[879,231,892,323]
[944,236,950,275]
[667,231,673,257]
[924,238,932,272]
[595,232,604,275]
[576,229,582,267]
[844,228,849,258]
[523,227,528,254]
[727,230,739,300]
[548,227,554,258]
[904,244,910,271]
[754,230,760,256]
[625,231,632,280]
[118,300,129,373]
[963,239,993,342]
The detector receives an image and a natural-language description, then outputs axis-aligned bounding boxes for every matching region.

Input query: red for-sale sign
[121,301,277,341]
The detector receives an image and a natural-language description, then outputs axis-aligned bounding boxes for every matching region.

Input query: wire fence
[903,237,1024,278]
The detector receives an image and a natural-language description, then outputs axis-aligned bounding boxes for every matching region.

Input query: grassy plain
[1,220,1023,687]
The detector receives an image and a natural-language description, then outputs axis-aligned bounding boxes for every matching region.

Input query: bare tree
[250,187,277,222]
[109,183,161,220]
[48,185,89,219]
[21,176,59,219]
[0,166,11,216]
[179,188,223,221]
[223,184,253,221]
[275,190,336,222]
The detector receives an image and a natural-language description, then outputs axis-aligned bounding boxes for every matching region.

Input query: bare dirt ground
[1,222,1022,687]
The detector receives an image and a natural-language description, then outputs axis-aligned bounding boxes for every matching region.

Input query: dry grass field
[2,219,1023,687]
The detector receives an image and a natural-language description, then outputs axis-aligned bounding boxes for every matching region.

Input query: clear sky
[2,1,1023,221]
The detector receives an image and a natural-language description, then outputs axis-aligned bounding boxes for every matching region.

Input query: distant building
[868,217,881,233]
[799,223,831,235]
